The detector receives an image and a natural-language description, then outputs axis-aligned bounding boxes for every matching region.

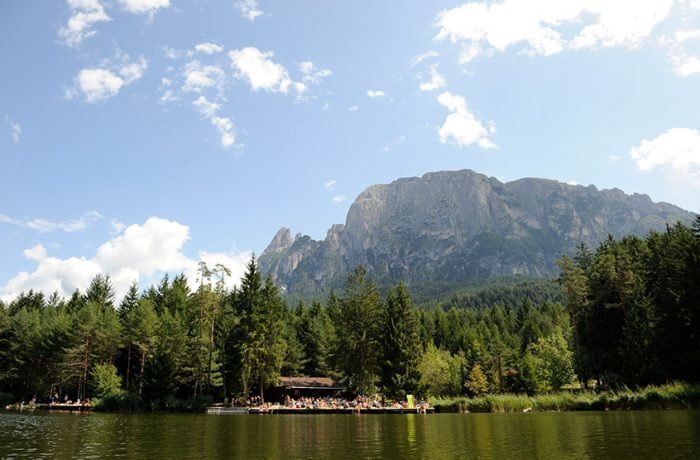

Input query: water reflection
[1,410,699,458]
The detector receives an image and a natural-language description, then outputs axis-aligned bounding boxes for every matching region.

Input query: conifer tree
[334,265,382,395]
[380,283,421,398]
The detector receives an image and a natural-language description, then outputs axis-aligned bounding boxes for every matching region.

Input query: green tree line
[559,217,700,388]
[0,217,698,408]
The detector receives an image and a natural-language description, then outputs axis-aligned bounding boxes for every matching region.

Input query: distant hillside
[259,169,696,297]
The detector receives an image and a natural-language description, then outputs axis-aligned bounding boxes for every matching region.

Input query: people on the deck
[267,394,429,412]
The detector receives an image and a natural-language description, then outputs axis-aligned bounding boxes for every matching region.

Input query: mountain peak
[265,227,294,253]
[259,169,696,297]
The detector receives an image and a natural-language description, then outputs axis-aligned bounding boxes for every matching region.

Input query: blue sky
[1,0,699,300]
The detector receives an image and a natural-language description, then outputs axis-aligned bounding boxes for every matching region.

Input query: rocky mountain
[259,169,696,296]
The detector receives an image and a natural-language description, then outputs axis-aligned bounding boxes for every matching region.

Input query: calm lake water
[1,410,699,459]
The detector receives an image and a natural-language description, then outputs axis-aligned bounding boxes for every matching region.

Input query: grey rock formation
[259,169,695,295]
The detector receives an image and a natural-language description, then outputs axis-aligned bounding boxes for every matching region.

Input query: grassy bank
[431,382,700,413]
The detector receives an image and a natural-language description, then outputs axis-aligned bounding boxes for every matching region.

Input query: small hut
[270,377,345,402]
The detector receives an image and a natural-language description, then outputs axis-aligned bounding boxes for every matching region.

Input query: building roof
[278,376,345,390]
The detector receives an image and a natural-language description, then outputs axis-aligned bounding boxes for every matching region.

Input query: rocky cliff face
[259,169,695,295]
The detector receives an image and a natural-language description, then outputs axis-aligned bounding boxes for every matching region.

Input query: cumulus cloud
[118,0,170,16]
[437,91,496,149]
[193,96,236,148]
[68,55,147,103]
[73,68,124,102]
[119,56,148,83]
[182,60,226,93]
[0,211,103,233]
[419,64,447,91]
[629,128,700,183]
[662,28,700,45]
[229,47,297,94]
[367,90,387,98]
[324,180,336,191]
[435,0,673,61]
[666,27,700,76]
[195,42,224,55]
[348,105,359,112]
[670,54,700,76]
[59,0,111,47]
[331,195,347,204]
[0,217,252,302]
[236,0,264,22]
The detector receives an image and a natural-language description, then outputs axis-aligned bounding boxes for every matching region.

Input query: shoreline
[430,382,700,413]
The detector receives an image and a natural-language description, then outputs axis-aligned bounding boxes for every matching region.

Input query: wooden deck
[207,406,434,415]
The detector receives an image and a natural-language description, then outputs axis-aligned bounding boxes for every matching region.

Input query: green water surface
[1,410,698,459]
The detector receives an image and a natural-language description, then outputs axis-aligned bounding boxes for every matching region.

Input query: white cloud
[670,53,700,76]
[412,50,440,66]
[111,220,126,234]
[182,60,226,93]
[95,217,190,277]
[0,217,252,302]
[437,91,496,149]
[348,105,359,112]
[229,47,295,94]
[74,68,123,102]
[195,42,224,55]
[367,90,387,98]
[0,211,102,233]
[69,55,147,103]
[164,46,190,60]
[324,180,336,190]
[193,96,236,148]
[567,180,578,186]
[571,1,673,50]
[158,78,178,104]
[660,22,700,77]
[118,0,170,15]
[459,43,485,64]
[681,0,700,9]
[332,195,347,204]
[59,0,111,47]
[419,64,447,91]
[236,0,264,22]
[192,96,220,118]
[299,61,332,85]
[435,0,674,61]
[188,250,253,290]
[630,128,700,183]
[674,29,700,43]
[118,56,147,84]
[159,90,177,104]
[5,115,21,144]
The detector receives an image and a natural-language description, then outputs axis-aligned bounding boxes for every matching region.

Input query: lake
[1,410,699,458]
